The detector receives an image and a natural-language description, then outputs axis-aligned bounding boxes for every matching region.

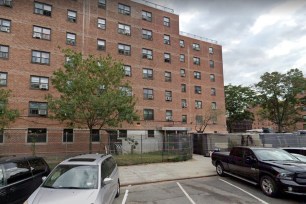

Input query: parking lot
[114,176,306,204]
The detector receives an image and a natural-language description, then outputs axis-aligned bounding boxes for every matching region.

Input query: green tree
[225,84,256,133]
[255,68,306,132]
[47,49,139,153]
[195,106,223,133]
[0,89,19,133]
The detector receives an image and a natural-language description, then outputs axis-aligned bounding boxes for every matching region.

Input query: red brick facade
[0,0,226,154]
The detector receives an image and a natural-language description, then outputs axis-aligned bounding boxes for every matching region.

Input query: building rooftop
[180,31,219,45]
[132,0,174,13]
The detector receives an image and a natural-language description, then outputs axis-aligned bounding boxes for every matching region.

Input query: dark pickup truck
[211,146,306,197]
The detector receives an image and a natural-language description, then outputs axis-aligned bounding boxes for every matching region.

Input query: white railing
[180,31,218,45]
[132,0,174,13]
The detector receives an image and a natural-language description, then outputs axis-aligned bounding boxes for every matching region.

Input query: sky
[136,0,306,86]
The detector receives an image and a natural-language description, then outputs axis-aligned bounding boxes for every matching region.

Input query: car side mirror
[103,177,113,185]
[245,156,256,164]
[42,176,47,182]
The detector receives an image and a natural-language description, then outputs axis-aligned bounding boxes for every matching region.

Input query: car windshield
[43,165,98,189]
[292,153,306,162]
[253,149,300,161]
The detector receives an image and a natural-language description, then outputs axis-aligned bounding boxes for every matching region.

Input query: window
[182,115,187,124]
[194,71,201,79]
[164,34,170,45]
[118,23,131,36]
[163,17,170,27]
[180,40,184,48]
[119,130,127,138]
[118,3,130,15]
[142,11,152,21]
[210,74,215,82]
[119,86,132,96]
[0,72,7,86]
[195,100,202,109]
[34,2,52,17]
[165,71,171,82]
[181,99,187,108]
[142,29,152,40]
[0,45,9,59]
[97,39,106,51]
[165,91,172,101]
[148,130,154,137]
[142,48,153,60]
[124,65,131,77]
[63,129,73,143]
[67,10,77,23]
[193,57,200,65]
[211,102,217,110]
[66,32,76,46]
[195,86,202,94]
[143,68,153,79]
[143,88,153,100]
[30,76,49,90]
[0,0,12,7]
[166,110,173,121]
[192,43,200,51]
[31,50,50,64]
[0,129,3,143]
[209,47,214,54]
[211,88,216,96]
[210,60,214,68]
[303,115,306,122]
[29,102,48,116]
[33,26,51,40]
[0,100,4,115]
[118,44,131,56]
[27,128,47,143]
[98,0,106,9]
[180,54,185,62]
[144,109,154,120]
[181,84,186,92]
[98,18,106,29]
[180,69,186,77]
[0,18,11,33]
[91,129,100,142]
[164,53,171,63]
[196,115,203,125]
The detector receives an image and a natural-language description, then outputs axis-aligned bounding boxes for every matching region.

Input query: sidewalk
[119,154,216,186]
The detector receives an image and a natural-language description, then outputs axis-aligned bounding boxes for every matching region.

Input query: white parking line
[122,185,131,204]
[177,182,196,204]
[219,179,269,204]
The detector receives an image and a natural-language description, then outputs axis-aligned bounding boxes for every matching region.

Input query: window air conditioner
[166,116,173,121]
[165,96,172,101]
[4,0,12,7]
[0,27,9,32]
[147,95,153,99]
[147,55,152,60]
[39,84,48,90]
[182,103,187,108]
[33,33,42,39]
[38,110,47,115]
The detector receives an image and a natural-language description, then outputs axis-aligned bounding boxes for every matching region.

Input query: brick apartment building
[0,0,226,155]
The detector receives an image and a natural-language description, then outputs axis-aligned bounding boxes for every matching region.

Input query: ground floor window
[27,128,47,143]
[0,130,3,143]
[63,129,73,143]
[91,129,100,142]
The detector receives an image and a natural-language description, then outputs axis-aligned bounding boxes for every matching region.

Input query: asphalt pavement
[119,154,216,186]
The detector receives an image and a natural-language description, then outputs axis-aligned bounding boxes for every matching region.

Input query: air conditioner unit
[197,90,201,94]
[39,84,48,90]
[147,55,152,60]
[196,105,201,109]
[182,103,187,108]
[165,96,172,101]
[98,24,105,29]
[33,33,42,39]
[0,27,9,32]
[166,116,173,121]
[38,110,47,115]
[142,15,151,21]
[209,50,214,54]
[147,95,153,99]
[4,0,12,7]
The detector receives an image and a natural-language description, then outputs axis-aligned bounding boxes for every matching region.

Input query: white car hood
[29,187,99,204]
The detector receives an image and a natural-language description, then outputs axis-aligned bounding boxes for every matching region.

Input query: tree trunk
[89,128,92,153]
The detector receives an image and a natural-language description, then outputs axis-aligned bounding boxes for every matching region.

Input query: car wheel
[260,175,278,197]
[216,162,225,177]
[115,180,120,198]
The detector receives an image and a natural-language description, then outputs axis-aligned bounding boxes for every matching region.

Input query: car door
[28,158,50,190]
[4,159,33,204]
[228,147,244,176]
[0,164,7,204]
[107,157,118,199]
[100,159,112,204]
[242,149,259,181]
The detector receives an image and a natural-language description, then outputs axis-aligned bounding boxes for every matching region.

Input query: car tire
[216,162,225,177]
[260,175,279,197]
[115,180,120,198]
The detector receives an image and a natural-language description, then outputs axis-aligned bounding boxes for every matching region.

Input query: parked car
[24,154,120,204]
[0,156,50,204]
[211,147,306,197]
[281,147,306,156]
